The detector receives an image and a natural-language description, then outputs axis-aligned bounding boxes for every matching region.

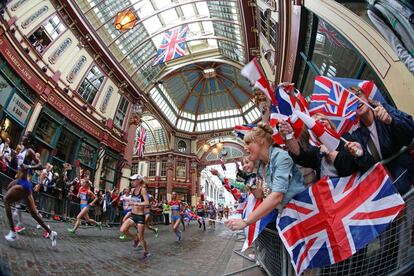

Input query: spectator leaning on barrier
[279,115,374,180]
[348,86,414,195]
[226,122,306,231]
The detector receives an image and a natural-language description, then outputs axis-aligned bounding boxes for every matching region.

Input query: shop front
[32,107,99,181]
[0,55,38,149]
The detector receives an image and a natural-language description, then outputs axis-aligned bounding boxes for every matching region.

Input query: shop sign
[0,35,45,94]
[6,93,31,124]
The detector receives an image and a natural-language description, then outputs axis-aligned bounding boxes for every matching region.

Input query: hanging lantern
[216,141,224,150]
[212,147,219,155]
[114,9,137,31]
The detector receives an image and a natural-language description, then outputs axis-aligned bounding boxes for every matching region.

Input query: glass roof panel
[76,0,249,132]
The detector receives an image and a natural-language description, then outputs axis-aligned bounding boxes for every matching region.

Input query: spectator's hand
[225,218,247,230]
[279,120,293,140]
[34,184,41,193]
[210,169,219,176]
[373,104,392,125]
[345,142,363,157]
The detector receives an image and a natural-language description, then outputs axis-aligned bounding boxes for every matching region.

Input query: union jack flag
[318,21,347,48]
[310,76,387,135]
[326,82,359,121]
[242,193,277,251]
[133,126,147,158]
[152,25,189,65]
[233,124,256,139]
[277,163,405,275]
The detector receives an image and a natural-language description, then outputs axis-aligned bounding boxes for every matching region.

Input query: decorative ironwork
[66,56,87,83]
[21,6,49,29]
[99,85,113,113]
[11,0,28,11]
[48,38,72,64]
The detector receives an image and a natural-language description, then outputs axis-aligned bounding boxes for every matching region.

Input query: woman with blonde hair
[226,122,305,231]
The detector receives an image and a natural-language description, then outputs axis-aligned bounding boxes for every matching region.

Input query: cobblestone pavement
[0,210,237,276]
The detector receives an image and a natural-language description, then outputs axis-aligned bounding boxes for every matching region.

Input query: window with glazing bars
[114,96,129,129]
[78,65,105,105]
[148,161,157,177]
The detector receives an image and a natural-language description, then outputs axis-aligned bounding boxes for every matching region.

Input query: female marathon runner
[169,192,182,241]
[120,174,150,259]
[67,179,102,233]
[119,188,132,240]
[196,199,206,231]
[144,194,159,237]
[3,134,57,247]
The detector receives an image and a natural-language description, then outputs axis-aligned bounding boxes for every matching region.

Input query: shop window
[55,129,78,163]
[78,142,95,168]
[0,117,22,149]
[148,161,156,177]
[34,114,58,145]
[177,140,187,153]
[101,155,117,190]
[295,14,392,102]
[78,65,105,105]
[131,163,139,175]
[114,96,129,129]
[160,160,167,176]
[27,14,66,54]
[176,161,186,178]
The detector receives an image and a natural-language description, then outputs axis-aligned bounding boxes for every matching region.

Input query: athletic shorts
[144,211,150,216]
[80,204,89,210]
[172,215,181,221]
[17,178,33,194]
[123,209,132,216]
[197,211,205,218]
[130,213,145,225]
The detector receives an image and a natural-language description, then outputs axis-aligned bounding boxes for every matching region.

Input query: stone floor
[0,209,245,276]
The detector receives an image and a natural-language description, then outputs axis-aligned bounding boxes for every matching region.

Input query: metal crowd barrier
[0,172,123,225]
[254,189,414,276]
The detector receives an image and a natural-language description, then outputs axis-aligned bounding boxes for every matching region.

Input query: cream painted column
[93,148,105,189]
[25,101,43,134]
[305,0,414,114]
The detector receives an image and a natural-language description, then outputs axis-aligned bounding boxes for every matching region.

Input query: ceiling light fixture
[114,9,138,31]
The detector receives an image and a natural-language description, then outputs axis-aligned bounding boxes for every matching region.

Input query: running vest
[169,200,181,213]
[197,203,204,212]
[130,188,144,205]
[79,187,89,201]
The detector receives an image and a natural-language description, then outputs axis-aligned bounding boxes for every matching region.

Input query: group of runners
[2,139,222,260]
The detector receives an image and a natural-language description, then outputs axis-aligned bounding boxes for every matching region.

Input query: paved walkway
[0,210,240,276]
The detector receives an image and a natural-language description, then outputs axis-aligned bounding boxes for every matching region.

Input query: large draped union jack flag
[277,163,405,275]
[325,82,359,120]
[133,126,147,158]
[152,25,189,65]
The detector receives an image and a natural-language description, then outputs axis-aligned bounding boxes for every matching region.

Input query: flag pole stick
[360,99,375,111]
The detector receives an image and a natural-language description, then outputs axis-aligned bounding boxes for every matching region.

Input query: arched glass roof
[149,62,261,132]
[76,0,246,89]
[141,115,169,153]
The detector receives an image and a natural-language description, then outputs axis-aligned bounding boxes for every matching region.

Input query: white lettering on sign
[6,93,31,124]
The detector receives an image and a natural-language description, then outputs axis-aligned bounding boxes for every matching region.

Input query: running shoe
[43,225,50,238]
[50,231,57,247]
[119,234,126,240]
[5,231,17,242]
[154,228,159,238]
[67,228,75,234]
[36,224,42,229]
[97,222,102,231]
[15,225,26,233]
[133,239,139,248]
[141,252,151,260]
